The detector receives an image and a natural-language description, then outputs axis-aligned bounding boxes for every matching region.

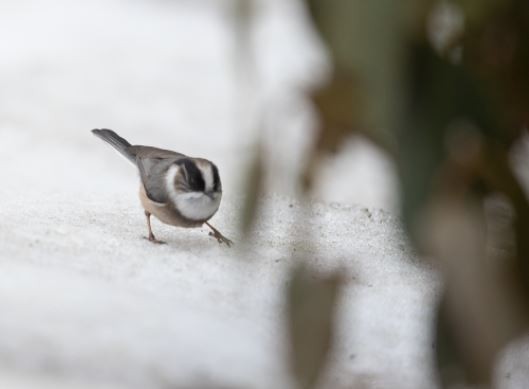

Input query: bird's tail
[91,128,135,164]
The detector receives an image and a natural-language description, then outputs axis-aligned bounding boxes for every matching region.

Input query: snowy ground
[0,0,527,388]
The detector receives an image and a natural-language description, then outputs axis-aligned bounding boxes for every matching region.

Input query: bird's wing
[136,156,182,203]
[129,145,186,203]
[129,145,186,160]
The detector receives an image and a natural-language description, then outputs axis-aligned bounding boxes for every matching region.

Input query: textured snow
[0,0,526,388]
[0,189,438,388]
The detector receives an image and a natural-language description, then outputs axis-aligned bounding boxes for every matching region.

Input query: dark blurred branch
[287,264,344,389]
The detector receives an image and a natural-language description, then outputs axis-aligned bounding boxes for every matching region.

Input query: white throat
[165,165,221,221]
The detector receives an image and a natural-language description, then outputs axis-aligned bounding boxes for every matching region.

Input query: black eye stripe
[176,159,205,192]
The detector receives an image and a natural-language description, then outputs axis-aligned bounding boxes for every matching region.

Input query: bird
[91,129,232,246]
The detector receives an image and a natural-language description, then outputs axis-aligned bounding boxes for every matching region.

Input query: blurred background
[1,0,529,388]
[0,0,397,209]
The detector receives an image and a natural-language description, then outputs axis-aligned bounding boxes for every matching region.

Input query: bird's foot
[206,223,233,247]
[144,234,166,245]
[209,230,233,247]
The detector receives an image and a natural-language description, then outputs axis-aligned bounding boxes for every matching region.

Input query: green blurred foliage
[236,0,529,386]
[305,0,408,150]
[302,0,529,387]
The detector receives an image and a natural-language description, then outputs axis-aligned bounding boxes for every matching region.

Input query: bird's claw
[208,231,233,247]
[144,235,167,245]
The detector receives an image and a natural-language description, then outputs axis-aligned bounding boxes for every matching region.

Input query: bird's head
[165,158,222,221]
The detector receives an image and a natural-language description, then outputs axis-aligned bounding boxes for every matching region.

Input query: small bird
[92,129,232,246]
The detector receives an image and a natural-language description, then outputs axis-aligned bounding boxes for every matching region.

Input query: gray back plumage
[92,128,187,203]
[136,157,183,203]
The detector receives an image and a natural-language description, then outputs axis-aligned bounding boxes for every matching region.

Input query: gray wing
[136,156,183,203]
[129,145,185,160]
[129,145,186,203]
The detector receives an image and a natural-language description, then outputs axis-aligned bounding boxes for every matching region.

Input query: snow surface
[0,0,527,388]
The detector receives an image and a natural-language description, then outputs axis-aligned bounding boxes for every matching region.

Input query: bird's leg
[144,211,166,244]
[205,222,233,247]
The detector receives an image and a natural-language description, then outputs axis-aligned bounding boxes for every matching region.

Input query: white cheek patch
[166,163,221,220]
[174,192,221,220]
[165,165,180,201]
